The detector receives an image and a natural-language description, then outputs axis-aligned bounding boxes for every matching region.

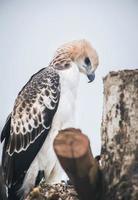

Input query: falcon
[1,39,99,200]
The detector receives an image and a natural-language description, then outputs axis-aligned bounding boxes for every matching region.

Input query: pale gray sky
[0,0,138,158]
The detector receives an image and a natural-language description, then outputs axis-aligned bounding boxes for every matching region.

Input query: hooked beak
[87,72,95,83]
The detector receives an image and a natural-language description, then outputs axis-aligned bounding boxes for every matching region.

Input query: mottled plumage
[8,67,60,155]
[1,39,99,200]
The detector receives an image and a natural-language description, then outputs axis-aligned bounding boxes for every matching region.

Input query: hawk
[1,39,99,200]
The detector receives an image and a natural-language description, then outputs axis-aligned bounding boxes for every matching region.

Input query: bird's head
[51,39,99,82]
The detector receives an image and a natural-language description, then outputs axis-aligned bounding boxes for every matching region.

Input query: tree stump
[101,69,138,200]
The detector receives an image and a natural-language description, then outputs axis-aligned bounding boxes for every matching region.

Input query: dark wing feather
[1,113,11,143]
[1,67,60,192]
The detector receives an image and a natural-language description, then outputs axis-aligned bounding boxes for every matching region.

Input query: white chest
[54,63,80,128]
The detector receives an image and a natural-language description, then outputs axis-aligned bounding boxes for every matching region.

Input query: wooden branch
[53,128,103,200]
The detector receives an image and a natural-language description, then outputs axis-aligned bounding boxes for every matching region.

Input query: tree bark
[101,69,138,200]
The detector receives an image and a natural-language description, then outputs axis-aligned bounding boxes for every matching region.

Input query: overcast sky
[0,0,138,158]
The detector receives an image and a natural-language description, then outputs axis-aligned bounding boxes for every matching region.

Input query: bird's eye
[84,57,91,65]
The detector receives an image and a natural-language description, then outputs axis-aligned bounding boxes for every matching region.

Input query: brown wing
[1,67,60,189]
[7,67,60,155]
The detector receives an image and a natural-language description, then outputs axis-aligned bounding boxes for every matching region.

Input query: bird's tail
[0,165,8,200]
[8,187,21,200]
[0,166,21,200]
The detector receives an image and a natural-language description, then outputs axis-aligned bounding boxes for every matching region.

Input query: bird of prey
[1,39,99,200]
